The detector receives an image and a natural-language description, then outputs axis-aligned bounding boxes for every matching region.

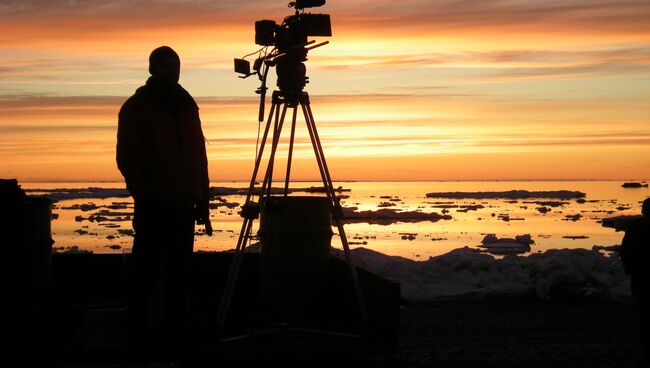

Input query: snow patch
[335,247,629,301]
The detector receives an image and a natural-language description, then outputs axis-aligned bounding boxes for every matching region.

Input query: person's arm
[116,99,148,199]
[194,110,212,235]
[620,225,636,275]
[197,112,210,203]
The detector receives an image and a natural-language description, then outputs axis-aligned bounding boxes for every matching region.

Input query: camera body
[255,14,331,50]
[257,13,330,92]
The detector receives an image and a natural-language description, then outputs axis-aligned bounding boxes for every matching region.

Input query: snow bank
[425,190,585,199]
[335,247,630,301]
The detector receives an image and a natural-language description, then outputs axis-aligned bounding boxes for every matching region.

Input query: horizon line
[15,178,650,184]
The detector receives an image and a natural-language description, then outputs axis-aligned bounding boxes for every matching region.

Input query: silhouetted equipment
[291,0,326,10]
[1,178,53,359]
[46,252,399,362]
[217,90,368,333]
[220,0,368,337]
[234,1,331,122]
[1,178,53,291]
[259,196,333,312]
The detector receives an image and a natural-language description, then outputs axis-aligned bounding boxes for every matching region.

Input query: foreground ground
[398,298,641,368]
[48,297,642,368]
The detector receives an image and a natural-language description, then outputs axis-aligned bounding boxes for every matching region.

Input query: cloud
[0,124,116,133]
[0,0,270,48]
[491,62,650,80]
[332,0,650,35]
[315,47,650,78]
[2,0,649,49]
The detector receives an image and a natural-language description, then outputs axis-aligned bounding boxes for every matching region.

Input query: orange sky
[1,0,649,182]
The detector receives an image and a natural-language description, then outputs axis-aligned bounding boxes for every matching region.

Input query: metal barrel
[258,196,333,313]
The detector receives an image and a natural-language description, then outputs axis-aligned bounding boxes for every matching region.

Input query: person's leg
[129,200,165,356]
[639,289,649,364]
[162,203,196,351]
[632,279,650,366]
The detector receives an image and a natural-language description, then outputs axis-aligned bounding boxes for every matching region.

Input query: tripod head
[234,1,331,120]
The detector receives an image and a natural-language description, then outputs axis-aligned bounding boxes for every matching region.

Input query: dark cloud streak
[1,0,648,45]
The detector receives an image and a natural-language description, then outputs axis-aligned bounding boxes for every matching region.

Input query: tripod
[216,89,367,331]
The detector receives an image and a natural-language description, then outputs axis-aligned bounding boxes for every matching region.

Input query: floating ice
[622,182,648,188]
[601,215,642,231]
[478,234,533,255]
[210,185,349,196]
[563,235,589,240]
[52,245,93,254]
[426,190,585,199]
[25,188,129,201]
[341,207,451,225]
[523,200,569,207]
[26,185,351,201]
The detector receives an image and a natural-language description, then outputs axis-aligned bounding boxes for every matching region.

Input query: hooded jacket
[117,77,209,204]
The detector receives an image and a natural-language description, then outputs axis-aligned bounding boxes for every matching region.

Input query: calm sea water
[23,181,649,260]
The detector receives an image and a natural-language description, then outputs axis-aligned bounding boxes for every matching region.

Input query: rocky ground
[398,298,641,368]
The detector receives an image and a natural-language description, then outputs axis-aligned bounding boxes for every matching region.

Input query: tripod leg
[217,217,253,328]
[300,96,368,327]
[244,99,277,204]
[217,98,280,329]
[263,103,288,197]
[284,105,298,196]
[299,104,330,201]
[303,100,337,201]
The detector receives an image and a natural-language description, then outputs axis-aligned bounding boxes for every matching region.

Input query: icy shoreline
[334,247,630,301]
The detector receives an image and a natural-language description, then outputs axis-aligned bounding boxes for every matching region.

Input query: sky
[1,0,649,182]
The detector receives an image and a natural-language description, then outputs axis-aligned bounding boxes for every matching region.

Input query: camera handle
[256,62,271,122]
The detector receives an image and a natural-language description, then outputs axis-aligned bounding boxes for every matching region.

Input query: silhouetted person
[621,197,650,366]
[117,46,211,358]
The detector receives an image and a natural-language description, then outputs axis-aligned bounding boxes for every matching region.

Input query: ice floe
[25,188,129,201]
[523,200,569,207]
[26,185,352,201]
[210,185,350,196]
[622,182,648,188]
[426,190,585,199]
[601,215,643,231]
[563,235,589,240]
[478,234,533,255]
[563,214,582,221]
[52,245,93,254]
[341,207,451,225]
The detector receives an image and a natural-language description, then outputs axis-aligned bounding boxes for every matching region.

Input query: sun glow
[1,1,649,181]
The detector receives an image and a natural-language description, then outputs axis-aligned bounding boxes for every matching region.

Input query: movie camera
[234,0,331,120]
